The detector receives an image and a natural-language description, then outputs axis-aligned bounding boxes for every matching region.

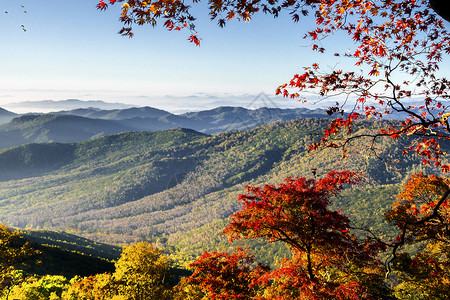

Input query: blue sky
[1,1,449,113]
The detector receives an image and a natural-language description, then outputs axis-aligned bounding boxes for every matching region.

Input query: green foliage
[22,230,121,260]
[8,275,69,300]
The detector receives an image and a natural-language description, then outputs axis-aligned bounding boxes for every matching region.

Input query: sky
[0,0,340,113]
[1,1,449,114]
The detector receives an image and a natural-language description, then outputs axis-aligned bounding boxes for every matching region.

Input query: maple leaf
[188,34,201,46]
[97,0,107,10]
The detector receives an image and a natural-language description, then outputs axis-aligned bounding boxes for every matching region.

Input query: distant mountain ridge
[0,107,18,124]
[54,106,171,120]
[0,105,336,149]
[0,114,134,150]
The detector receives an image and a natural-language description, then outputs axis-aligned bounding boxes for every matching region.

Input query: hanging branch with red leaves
[97,0,200,44]
[275,0,450,171]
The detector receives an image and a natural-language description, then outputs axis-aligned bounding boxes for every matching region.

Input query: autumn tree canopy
[112,242,172,299]
[218,171,388,299]
[184,172,450,298]
[0,224,40,296]
[381,173,450,298]
[186,249,269,299]
[61,241,173,299]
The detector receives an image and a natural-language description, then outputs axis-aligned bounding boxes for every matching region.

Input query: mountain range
[1,99,447,267]
[0,105,335,149]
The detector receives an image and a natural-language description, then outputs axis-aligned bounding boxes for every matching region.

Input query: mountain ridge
[0,106,335,149]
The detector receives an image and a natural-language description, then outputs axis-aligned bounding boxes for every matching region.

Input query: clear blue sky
[0,0,337,112]
[1,1,448,113]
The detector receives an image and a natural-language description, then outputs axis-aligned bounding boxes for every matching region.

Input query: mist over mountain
[0,107,17,124]
[3,99,134,113]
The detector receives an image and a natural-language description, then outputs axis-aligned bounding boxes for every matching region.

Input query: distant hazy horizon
[1,92,321,115]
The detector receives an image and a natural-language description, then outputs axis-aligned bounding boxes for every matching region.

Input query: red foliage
[188,34,201,46]
[385,173,450,244]
[221,172,385,299]
[96,0,200,41]
[188,248,269,299]
[383,174,450,295]
[224,171,360,249]
[274,0,450,171]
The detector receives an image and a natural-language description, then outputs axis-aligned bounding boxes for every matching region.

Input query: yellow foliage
[112,242,172,299]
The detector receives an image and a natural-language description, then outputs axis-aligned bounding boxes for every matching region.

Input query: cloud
[135,92,312,113]
[0,88,338,114]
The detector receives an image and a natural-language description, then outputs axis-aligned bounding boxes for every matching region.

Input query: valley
[0,109,444,263]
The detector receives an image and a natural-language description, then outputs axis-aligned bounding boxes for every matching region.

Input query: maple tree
[220,171,389,299]
[185,248,269,299]
[384,173,450,298]
[275,0,450,173]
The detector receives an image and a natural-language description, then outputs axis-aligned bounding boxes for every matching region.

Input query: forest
[1,0,450,299]
[0,119,438,248]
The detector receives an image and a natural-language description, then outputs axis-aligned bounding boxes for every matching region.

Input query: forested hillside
[0,108,17,124]
[0,114,134,150]
[0,118,445,263]
[0,106,335,149]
